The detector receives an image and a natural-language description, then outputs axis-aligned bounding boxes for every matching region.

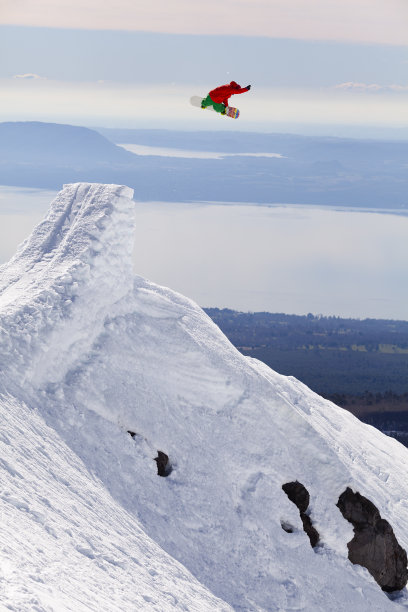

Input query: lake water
[1,186,407,321]
[119,143,284,160]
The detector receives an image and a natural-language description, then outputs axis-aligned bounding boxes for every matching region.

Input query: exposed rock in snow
[337,487,408,592]
[282,481,320,547]
[154,450,171,477]
[1,183,408,611]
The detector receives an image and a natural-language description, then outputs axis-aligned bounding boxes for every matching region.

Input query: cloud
[1,0,408,46]
[389,84,408,92]
[335,82,408,93]
[13,73,46,80]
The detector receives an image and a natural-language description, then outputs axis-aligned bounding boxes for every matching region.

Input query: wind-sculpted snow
[0,183,134,390]
[1,183,408,611]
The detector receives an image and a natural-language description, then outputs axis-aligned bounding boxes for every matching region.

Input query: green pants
[201,95,226,114]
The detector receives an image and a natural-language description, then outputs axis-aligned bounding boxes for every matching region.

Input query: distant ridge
[0,121,135,165]
[0,121,407,208]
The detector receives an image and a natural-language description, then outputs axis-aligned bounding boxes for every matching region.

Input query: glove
[246,85,251,90]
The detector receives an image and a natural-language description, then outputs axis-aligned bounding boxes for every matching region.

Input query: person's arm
[235,85,251,94]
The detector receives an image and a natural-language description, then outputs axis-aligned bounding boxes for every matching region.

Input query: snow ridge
[1,183,408,611]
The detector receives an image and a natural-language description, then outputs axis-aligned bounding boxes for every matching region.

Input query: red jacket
[209,81,250,106]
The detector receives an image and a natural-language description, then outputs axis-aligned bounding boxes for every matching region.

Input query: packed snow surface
[1,182,408,611]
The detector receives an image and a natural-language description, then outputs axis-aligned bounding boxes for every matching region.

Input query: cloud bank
[335,82,408,93]
[1,80,407,132]
[13,73,46,80]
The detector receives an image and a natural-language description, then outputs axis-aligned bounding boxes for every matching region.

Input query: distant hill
[0,121,135,165]
[1,121,408,209]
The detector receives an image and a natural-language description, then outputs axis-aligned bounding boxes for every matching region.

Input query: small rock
[282,481,310,514]
[282,481,320,548]
[154,451,171,477]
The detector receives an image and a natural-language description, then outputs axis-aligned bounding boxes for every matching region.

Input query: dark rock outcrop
[282,481,320,547]
[154,451,172,477]
[337,487,408,592]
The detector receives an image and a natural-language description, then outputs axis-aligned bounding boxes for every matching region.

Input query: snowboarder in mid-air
[201,81,251,115]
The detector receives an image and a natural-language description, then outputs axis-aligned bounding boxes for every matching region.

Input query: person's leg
[211,101,226,114]
[201,95,226,113]
[201,95,213,108]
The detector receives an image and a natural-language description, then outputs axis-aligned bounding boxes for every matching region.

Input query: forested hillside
[205,309,408,397]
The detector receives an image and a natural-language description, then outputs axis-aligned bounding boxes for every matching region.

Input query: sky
[2,0,408,44]
[1,0,408,134]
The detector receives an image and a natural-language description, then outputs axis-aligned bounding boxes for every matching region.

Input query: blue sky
[1,1,408,134]
[2,27,408,87]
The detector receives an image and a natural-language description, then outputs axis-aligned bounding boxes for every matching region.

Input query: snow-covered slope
[1,183,408,611]
[0,393,231,611]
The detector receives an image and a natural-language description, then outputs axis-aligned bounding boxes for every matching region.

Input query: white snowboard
[189,96,240,119]
[190,95,208,109]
